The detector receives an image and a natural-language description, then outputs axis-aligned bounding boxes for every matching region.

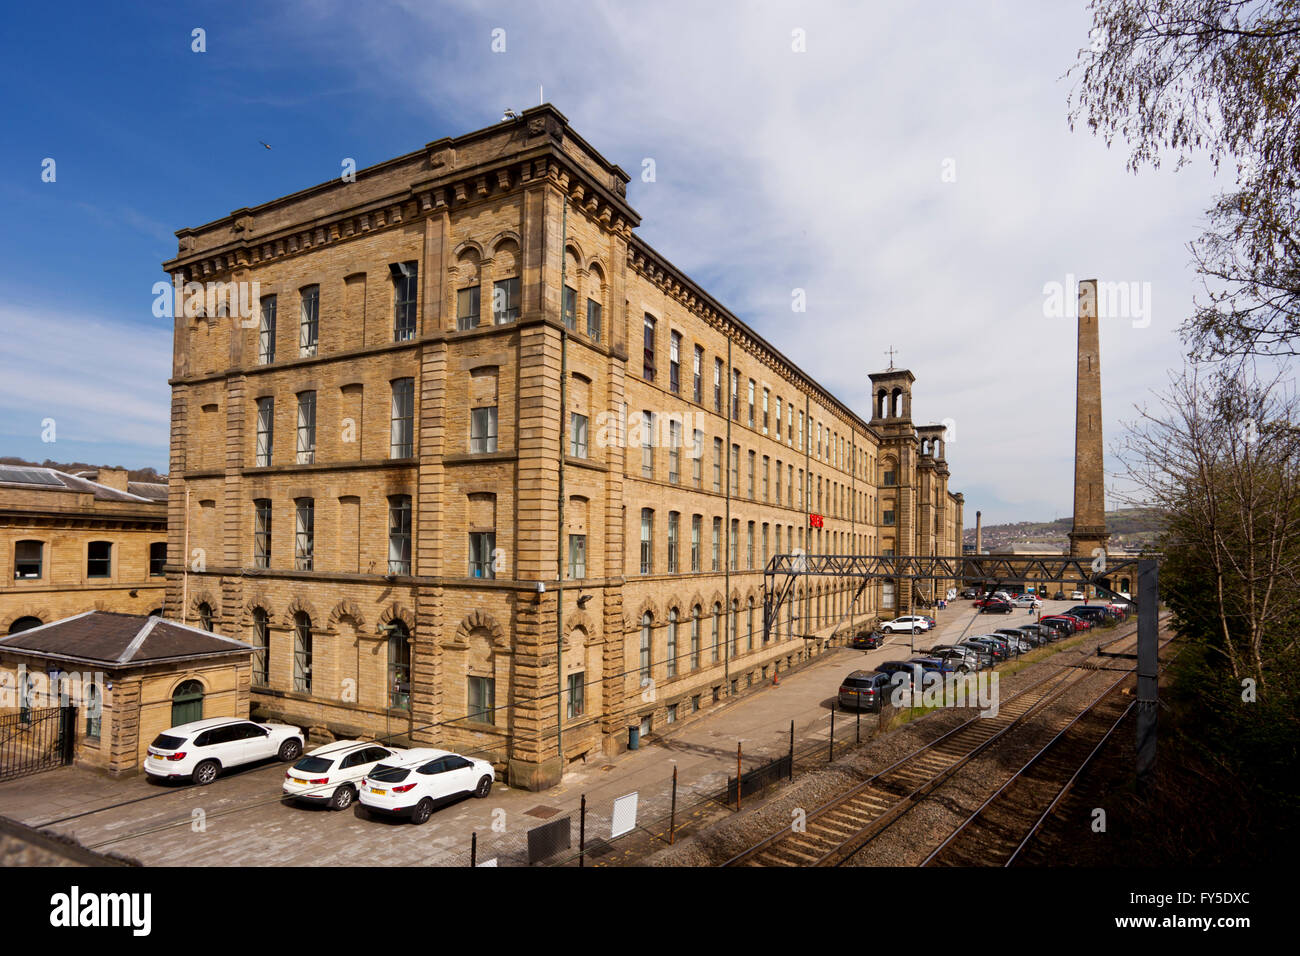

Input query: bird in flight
[259,141,272,150]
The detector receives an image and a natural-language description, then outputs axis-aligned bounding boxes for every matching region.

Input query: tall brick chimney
[1068,279,1110,558]
[975,510,982,554]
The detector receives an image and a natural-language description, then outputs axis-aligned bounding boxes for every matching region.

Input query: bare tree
[1118,364,1300,688]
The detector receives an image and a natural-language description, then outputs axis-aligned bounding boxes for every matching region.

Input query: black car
[850,631,886,650]
[959,588,980,599]
[964,637,1009,662]
[874,660,920,688]
[980,600,1015,614]
[1066,605,1113,624]
[838,670,892,712]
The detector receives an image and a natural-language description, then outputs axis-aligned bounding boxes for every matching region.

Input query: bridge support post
[1136,558,1158,787]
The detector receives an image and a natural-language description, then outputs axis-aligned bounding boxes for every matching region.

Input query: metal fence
[0,706,76,782]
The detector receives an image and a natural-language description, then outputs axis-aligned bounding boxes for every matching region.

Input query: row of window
[11,540,166,580]
[636,512,879,575]
[252,379,414,467]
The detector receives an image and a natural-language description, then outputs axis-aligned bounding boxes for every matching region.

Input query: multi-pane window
[668,420,681,484]
[255,397,274,466]
[586,297,601,339]
[690,515,701,571]
[470,406,498,454]
[388,495,412,575]
[669,332,681,394]
[87,541,111,578]
[714,358,723,412]
[457,285,481,330]
[390,378,414,458]
[693,346,703,403]
[296,391,316,464]
[469,532,496,578]
[774,396,782,439]
[641,410,654,478]
[883,469,897,486]
[667,609,678,678]
[299,285,319,357]
[712,517,721,571]
[294,498,314,571]
[258,294,276,364]
[747,450,755,498]
[570,412,588,458]
[293,612,313,692]
[567,672,585,719]
[787,404,793,444]
[251,608,270,685]
[730,519,739,570]
[640,509,654,574]
[388,622,411,710]
[762,524,769,566]
[493,277,520,324]
[712,603,722,662]
[883,509,896,526]
[762,388,769,433]
[713,437,723,491]
[691,607,701,670]
[747,379,755,427]
[253,499,272,569]
[692,430,703,487]
[563,285,578,329]
[391,261,418,341]
[731,369,740,419]
[667,512,679,574]
[776,461,783,503]
[149,541,167,576]
[569,534,586,579]
[788,464,795,506]
[468,676,495,724]
[763,456,770,501]
[640,614,653,681]
[730,444,740,495]
[643,315,656,381]
[14,540,42,578]
[746,521,755,569]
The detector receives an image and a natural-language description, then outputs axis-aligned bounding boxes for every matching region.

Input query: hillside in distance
[963,507,1165,552]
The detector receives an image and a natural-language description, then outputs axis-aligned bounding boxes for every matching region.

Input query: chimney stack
[975,510,982,554]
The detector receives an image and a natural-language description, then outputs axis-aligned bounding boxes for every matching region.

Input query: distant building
[0,466,168,635]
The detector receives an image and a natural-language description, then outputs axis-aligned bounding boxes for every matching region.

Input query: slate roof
[0,611,251,667]
[0,464,164,505]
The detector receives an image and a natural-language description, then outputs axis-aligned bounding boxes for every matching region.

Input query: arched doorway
[171,679,205,725]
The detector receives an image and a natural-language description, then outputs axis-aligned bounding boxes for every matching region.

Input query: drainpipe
[556,199,568,761]
[724,338,732,693]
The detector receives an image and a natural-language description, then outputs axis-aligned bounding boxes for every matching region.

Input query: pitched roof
[0,464,164,504]
[0,611,251,667]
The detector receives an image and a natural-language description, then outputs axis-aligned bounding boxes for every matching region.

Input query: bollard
[470,830,477,868]
[736,742,743,810]
[829,703,836,762]
[669,766,678,844]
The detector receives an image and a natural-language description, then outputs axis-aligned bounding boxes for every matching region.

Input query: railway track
[721,619,1162,867]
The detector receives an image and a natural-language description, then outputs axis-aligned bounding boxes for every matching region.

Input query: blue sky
[0,0,1226,524]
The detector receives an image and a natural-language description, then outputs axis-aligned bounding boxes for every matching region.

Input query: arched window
[667,609,678,679]
[7,616,42,635]
[251,608,270,686]
[171,679,204,725]
[690,606,701,670]
[293,612,313,693]
[388,621,411,710]
[197,602,214,632]
[640,613,653,682]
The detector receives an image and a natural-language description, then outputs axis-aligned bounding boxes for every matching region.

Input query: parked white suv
[880,616,933,634]
[146,718,304,785]
[358,748,495,824]
[283,740,405,810]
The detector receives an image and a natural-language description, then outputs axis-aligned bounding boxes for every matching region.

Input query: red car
[1040,615,1079,633]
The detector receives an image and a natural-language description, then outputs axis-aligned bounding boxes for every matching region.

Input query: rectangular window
[296,391,316,465]
[294,499,314,571]
[693,346,703,403]
[747,450,755,498]
[390,378,414,458]
[731,369,740,420]
[730,519,739,570]
[299,285,319,356]
[748,379,755,427]
[457,285,480,330]
[391,261,418,341]
[714,358,723,412]
[641,410,654,478]
[713,437,723,491]
[586,297,601,339]
[762,388,769,433]
[643,315,656,381]
[747,522,755,570]
[388,495,412,575]
[470,406,499,454]
[669,331,681,394]
[255,397,274,467]
[149,541,166,576]
[667,512,679,574]
[798,411,804,450]
[253,499,272,569]
[668,419,681,484]
[569,534,586,579]
[883,469,897,486]
[258,294,276,364]
[640,509,654,574]
[883,509,896,526]
[468,676,495,724]
[494,277,520,325]
[788,464,794,507]
[787,404,793,445]
[730,444,739,495]
[86,541,111,578]
[774,396,782,440]
[570,412,588,458]
[567,673,585,719]
[762,455,770,501]
[469,532,496,578]
[563,285,578,330]
[690,515,701,572]
[775,460,782,503]
[712,517,721,571]
[692,429,703,487]
[762,523,769,566]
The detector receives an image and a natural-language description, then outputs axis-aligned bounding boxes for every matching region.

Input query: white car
[283,740,406,810]
[1071,590,1085,600]
[146,717,304,785]
[358,747,495,824]
[880,616,933,634]
[1013,595,1042,608]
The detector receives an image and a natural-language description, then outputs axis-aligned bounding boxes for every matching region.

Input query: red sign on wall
[809,514,824,528]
